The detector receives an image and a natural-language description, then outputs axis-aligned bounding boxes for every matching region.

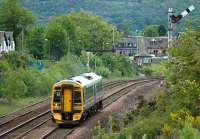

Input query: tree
[169,26,200,83]
[0,0,36,46]
[158,25,167,36]
[46,11,121,57]
[122,22,131,37]
[66,11,121,52]
[45,23,68,60]
[143,25,159,37]
[26,27,45,59]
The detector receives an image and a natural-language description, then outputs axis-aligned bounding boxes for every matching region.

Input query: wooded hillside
[20,0,199,30]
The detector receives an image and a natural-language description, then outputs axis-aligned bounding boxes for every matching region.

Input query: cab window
[73,91,81,103]
[54,91,61,102]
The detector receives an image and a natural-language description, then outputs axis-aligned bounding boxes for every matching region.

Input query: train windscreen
[54,90,61,102]
[73,91,81,103]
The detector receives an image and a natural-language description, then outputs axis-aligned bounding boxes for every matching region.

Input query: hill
[21,0,199,30]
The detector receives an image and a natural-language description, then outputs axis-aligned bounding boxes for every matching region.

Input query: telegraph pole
[86,52,90,72]
[112,28,115,50]
[168,8,174,48]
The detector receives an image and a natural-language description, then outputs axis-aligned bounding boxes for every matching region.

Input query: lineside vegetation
[0,0,135,107]
[93,22,200,139]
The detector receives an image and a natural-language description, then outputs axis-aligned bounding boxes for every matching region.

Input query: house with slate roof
[115,37,139,57]
[115,36,169,59]
[145,37,168,58]
[0,31,15,54]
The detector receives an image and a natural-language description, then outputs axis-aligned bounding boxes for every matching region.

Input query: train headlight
[73,114,81,121]
[53,103,61,110]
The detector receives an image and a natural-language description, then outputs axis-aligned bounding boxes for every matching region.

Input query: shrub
[96,66,111,78]
[179,122,200,139]
[0,71,28,101]
[140,66,153,76]
[125,116,166,139]
[111,70,122,77]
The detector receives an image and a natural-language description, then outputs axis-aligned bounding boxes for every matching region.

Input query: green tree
[158,25,167,36]
[122,22,131,37]
[45,23,68,60]
[0,0,36,42]
[143,25,159,37]
[169,27,200,83]
[47,11,121,56]
[26,27,45,59]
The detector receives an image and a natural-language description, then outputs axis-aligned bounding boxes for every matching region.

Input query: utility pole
[168,8,174,48]
[112,28,115,50]
[136,30,139,54]
[86,52,90,72]
[67,38,71,57]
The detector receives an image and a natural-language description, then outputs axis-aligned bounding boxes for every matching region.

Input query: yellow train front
[51,72,102,125]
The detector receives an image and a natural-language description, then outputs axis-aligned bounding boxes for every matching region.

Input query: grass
[141,62,168,76]
[0,96,48,116]
[150,62,168,75]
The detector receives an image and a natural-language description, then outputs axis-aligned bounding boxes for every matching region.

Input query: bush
[1,51,32,69]
[140,66,153,76]
[111,70,122,77]
[96,66,111,78]
[124,116,167,139]
[179,123,200,139]
[0,52,86,100]
[0,71,28,100]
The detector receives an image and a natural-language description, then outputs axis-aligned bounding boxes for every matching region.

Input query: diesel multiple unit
[51,72,103,125]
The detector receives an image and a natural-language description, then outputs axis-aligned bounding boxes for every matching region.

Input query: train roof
[55,72,102,87]
[81,72,102,81]
[71,76,92,86]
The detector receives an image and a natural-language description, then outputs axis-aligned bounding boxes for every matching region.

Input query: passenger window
[54,91,61,102]
[73,91,81,103]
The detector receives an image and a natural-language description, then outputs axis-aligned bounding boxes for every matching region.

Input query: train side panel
[83,80,103,113]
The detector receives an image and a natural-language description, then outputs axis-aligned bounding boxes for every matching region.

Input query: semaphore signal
[171,5,195,23]
[167,5,195,48]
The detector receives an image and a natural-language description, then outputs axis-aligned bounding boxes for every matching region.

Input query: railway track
[0,77,162,139]
[0,99,49,126]
[39,78,161,139]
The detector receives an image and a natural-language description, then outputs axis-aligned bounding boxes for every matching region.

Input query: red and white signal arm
[171,5,195,23]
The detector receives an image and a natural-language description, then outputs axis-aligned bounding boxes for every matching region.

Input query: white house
[0,31,15,54]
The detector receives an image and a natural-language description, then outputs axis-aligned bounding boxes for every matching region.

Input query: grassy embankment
[0,96,47,116]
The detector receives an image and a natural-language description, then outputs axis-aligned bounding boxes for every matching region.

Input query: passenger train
[51,72,103,125]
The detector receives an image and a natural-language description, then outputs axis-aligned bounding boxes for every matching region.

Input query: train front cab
[51,83,84,125]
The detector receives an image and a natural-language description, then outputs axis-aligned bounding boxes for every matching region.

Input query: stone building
[145,37,168,57]
[116,36,168,59]
[115,37,139,57]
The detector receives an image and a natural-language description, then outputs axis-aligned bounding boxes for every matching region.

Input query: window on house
[150,39,157,46]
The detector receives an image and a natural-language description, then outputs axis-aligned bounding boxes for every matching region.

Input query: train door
[63,89,72,112]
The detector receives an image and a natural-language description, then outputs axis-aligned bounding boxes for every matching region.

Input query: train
[50,72,103,125]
